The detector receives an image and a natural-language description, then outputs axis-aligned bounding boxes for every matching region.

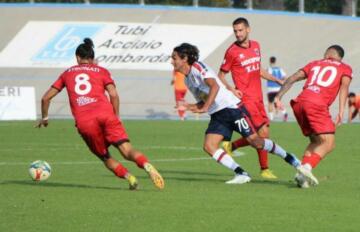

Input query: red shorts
[291,100,335,136]
[243,100,269,131]
[175,89,187,102]
[75,114,129,156]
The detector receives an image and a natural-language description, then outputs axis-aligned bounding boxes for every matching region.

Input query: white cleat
[296,165,319,186]
[295,172,310,188]
[225,174,251,184]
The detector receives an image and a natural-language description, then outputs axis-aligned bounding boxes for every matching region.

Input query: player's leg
[205,110,251,184]
[302,133,335,170]
[204,133,250,184]
[267,92,275,121]
[115,141,165,190]
[257,125,277,179]
[76,119,138,190]
[102,114,164,189]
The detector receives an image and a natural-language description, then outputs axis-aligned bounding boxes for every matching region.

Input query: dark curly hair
[173,43,199,65]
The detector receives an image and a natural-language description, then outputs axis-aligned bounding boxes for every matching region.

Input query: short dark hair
[327,45,345,58]
[76,38,95,59]
[348,92,356,98]
[173,43,199,65]
[270,56,276,63]
[232,17,250,27]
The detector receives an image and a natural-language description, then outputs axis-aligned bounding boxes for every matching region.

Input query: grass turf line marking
[0,151,244,166]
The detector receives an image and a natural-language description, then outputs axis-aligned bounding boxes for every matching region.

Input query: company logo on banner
[33,24,102,62]
[0,86,36,120]
[0,21,232,70]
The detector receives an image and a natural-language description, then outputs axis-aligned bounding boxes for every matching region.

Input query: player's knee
[247,136,263,150]
[203,142,216,155]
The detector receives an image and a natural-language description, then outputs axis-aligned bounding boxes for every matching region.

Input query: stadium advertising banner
[0,21,232,70]
[0,86,36,120]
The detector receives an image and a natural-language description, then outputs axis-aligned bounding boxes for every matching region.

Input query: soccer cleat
[221,141,233,156]
[144,163,165,189]
[260,169,278,179]
[296,165,319,186]
[126,174,138,190]
[294,172,309,188]
[225,174,251,184]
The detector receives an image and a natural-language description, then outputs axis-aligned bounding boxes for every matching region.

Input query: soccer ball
[29,160,51,181]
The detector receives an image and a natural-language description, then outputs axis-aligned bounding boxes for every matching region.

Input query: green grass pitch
[1,120,359,231]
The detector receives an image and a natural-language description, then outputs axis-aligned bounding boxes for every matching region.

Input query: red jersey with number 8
[295,58,352,107]
[52,64,115,121]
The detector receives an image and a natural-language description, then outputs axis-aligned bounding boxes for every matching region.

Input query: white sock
[269,112,274,120]
[263,139,287,159]
[303,163,312,171]
[212,149,239,171]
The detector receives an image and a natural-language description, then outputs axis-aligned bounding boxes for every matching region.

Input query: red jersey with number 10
[295,58,352,107]
[52,64,115,121]
[220,40,262,101]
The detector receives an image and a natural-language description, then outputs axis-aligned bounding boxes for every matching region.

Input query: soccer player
[267,56,288,122]
[347,92,360,123]
[171,70,188,120]
[218,17,283,179]
[275,45,352,188]
[171,43,318,185]
[36,38,164,190]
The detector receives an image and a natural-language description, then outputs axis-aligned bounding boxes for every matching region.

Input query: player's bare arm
[191,78,219,114]
[106,84,120,116]
[36,87,60,128]
[336,76,352,126]
[275,70,306,104]
[218,70,242,99]
[260,67,283,85]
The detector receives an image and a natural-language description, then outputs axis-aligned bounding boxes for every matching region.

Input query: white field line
[0,151,244,166]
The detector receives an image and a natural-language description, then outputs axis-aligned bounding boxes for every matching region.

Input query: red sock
[114,164,128,178]
[302,153,322,169]
[232,138,249,150]
[135,154,149,169]
[257,149,269,170]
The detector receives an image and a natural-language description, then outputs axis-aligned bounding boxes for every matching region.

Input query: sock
[302,153,322,169]
[134,154,148,169]
[269,112,274,121]
[212,149,243,173]
[281,109,287,115]
[263,139,301,167]
[232,138,249,150]
[113,164,128,178]
[263,139,286,158]
[257,149,269,170]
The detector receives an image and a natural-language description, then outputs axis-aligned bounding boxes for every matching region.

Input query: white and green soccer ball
[29,160,51,181]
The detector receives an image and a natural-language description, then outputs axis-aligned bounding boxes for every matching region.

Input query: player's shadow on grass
[250,179,297,188]
[0,180,146,191]
[152,169,237,183]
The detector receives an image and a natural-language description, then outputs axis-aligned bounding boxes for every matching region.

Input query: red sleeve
[300,62,313,78]
[342,64,353,79]
[220,47,234,73]
[51,73,65,91]
[102,68,115,86]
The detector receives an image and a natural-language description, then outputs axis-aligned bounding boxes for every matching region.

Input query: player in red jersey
[275,45,352,188]
[36,38,164,190]
[347,92,360,123]
[218,17,283,179]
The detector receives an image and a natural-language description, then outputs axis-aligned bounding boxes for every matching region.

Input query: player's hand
[276,79,285,86]
[335,113,343,127]
[35,119,49,128]
[229,87,242,99]
[274,97,283,110]
[191,106,208,114]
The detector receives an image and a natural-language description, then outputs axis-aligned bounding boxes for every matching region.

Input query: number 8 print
[75,73,92,95]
